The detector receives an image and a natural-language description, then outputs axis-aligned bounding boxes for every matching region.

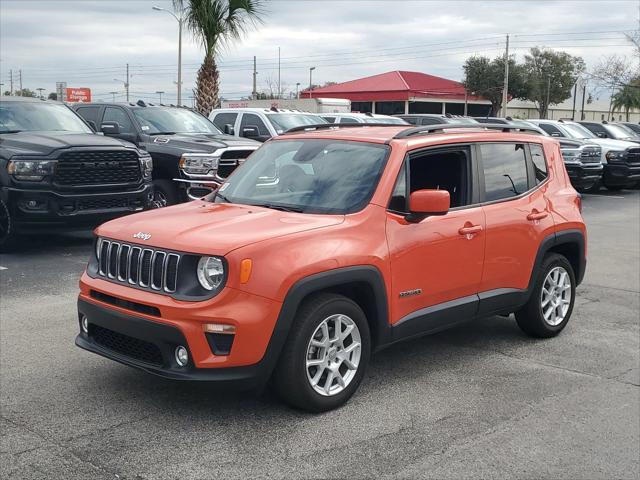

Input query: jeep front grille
[96,239,180,293]
[55,150,142,186]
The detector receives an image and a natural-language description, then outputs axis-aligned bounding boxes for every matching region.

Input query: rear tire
[515,253,576,338]
[152,179,180,207]
[273,293,371,412]
[0,199,19,253]
[605,184,624,191]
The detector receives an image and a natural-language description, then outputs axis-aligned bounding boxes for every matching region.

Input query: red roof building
[304,70,490,116]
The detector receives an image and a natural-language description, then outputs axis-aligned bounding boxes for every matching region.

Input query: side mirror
[242,126,259,138]
[101,121,120,135]
[596,132,606,138]
[551,132,562,137]
[224,124,235,135]
[406,189,450,222]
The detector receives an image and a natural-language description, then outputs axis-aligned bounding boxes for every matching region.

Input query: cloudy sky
[0,0,638,104]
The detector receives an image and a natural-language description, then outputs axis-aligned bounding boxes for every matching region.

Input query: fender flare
[257,265,390,379]
[528,229,586,294]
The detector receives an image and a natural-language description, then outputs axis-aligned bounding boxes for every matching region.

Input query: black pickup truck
[73,101,259,205]
[0,96,154,251]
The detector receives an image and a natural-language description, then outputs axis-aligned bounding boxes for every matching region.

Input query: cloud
[0,0,637,103]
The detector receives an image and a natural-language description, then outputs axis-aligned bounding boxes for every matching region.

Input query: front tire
[0,199,19,253]
[515,253,576,338]
[273,294,371,412]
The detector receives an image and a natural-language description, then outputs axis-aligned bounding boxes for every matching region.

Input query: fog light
[175,346,189,367]
[81,315,89,334]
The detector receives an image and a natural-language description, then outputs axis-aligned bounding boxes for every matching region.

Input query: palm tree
[611,79,640,121]
[175,0,264,115]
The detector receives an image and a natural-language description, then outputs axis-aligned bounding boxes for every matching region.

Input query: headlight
[179,153,219,177]
[197,256,225,291]
[561,149,582,165]
[605,150,625,163]
[139,154,153,178]
[7,160,57,181]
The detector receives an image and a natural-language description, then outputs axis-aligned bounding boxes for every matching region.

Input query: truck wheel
[583,181,601,194]
[152,180,179,207]
[273,293,371,412]
[0,199,18,253]
[605,185,624,191]
[515,253,576,338]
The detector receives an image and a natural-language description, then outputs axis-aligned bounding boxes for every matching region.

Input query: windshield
[367,116,408,124]
[266,114,327,133]
[132,107,222,134]
[604,124,637,140]
[214,139,389,214]
[0,101,92,133]
[561,123,596,139]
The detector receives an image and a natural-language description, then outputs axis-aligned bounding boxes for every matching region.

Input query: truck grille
[217,149,255,179]
[97,239,180,293]
[626,147,640,166]
[580,146,602,164]
[90,324,163,366]
[55,150,142,186]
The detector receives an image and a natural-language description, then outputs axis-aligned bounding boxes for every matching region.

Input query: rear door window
[479,143,528,202]
[75,106,100,126]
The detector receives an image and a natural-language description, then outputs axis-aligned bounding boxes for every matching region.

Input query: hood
[147,133,259,153]
[96,201,344,256]
[0,131,134,157]
[589,137,638,152]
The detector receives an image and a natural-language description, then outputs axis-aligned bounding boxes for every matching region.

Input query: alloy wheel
[540,266,572,326]
[305,314,362,396]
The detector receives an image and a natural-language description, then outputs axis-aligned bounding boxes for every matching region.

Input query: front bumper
[565,163,603,189]
[4,182,154,229]
[603,163,640,187]
[76,274,283,388]
[173,178,219,201]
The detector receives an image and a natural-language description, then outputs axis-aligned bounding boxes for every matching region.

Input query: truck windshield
[214,139,389,214]
[133,107,222,134]
[0,101,92,133]
[561,123,596,139]
[604,124,637,140]
[266,114,327,133]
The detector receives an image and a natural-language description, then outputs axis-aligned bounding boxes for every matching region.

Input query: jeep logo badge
[133,232,152,241]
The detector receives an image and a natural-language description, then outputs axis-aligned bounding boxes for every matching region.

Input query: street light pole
[156,91,165,104]
[296,82,300,100]
[153,5,183,106]
[309,67,315,99]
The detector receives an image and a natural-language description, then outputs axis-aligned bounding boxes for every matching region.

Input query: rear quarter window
[529,144,548,185]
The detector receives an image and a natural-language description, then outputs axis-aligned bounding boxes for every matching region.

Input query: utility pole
[545,75,551,119]
[571,80,578,120]
[580,83,587,120]
[277,47,281,99]
[36,88,45,99]
[19,70,23,94]
[309,67,316,99]
[501,34,509,118]
[252,56,257,99]
[156,91,164,103]
[9,69,13,95]
[296,82,300,100]
[126,63,130,102]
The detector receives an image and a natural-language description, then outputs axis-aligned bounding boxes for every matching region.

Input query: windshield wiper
[252,203,304,213]
[215,191,231,203]
[149,131,176,136]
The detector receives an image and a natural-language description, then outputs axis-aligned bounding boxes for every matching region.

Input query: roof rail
[393,123,544,139]
[283,123,402,134]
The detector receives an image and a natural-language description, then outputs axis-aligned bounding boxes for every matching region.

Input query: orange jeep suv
[76,123,587,412]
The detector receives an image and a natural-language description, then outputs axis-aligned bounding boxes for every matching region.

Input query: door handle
[527,211,548,221]
[458,225,483,236]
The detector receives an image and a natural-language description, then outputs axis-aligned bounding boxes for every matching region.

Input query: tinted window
[75,106,100,125]
[581,123,608,137]
[529,144,548,184]
[212,112,238,132]
[0,101,92,133]
[240,113,269,137]
[323,116,336,123]
[409,148,470,208]
[339,117,359,124]
[480,143,528,201]
[538,123,564,137]
[420,117,444,125]
[103,107,134,133]
[388,163,407,212]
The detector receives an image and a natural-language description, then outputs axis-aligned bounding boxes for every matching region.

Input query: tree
[14,88,36,97]
[611,77,640,121]
[176,0,265,116]
[590,55,638,117]
[462,55,526,116]
[48,92,57,100]
[519,48,585,119]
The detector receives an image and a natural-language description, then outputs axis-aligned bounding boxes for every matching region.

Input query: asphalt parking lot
[1,190,639,480]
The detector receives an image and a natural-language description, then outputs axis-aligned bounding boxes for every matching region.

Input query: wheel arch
[530,229,586,292]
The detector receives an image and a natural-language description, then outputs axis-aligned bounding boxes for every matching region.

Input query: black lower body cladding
[603,163,640,188]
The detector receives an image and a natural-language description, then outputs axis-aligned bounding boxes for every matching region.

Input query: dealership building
[304,70,492,116]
